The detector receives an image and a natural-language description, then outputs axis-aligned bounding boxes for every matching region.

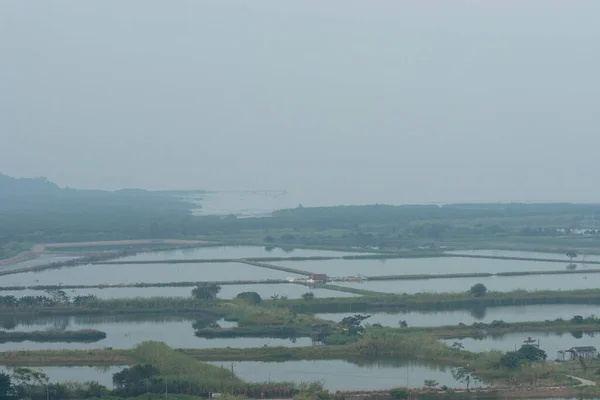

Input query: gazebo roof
[569,346,597,352]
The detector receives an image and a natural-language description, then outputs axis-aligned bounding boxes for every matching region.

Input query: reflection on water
[0,314,309,351]
[442,331,600,362]
[210,359,485,391]
[316,304,600,327]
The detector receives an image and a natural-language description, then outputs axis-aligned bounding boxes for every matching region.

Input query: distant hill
[0,173,193,213]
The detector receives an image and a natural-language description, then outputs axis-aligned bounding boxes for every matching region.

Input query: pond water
[0,315,309,351]
[278,256,598,278]
[117,246,364,262]
[316,304,600,327]
[0,283,355,300]
[333,273,600,294]
[441,331,600,361]
[0,262,299,287]
[211,359,484,390]
[447,249,600,263]
[0,365,122,388]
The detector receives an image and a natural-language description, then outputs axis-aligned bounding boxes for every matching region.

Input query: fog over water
[2,1,600,205]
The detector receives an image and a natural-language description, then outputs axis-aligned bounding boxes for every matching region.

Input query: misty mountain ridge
[0,173,193,212]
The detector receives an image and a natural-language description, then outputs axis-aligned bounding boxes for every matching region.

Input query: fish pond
[441,330,600,361]
[316,304,600,327]
[332,273,600,294]
[0,262,300,287]
[0,315,308,352]
[209,359,485,391]
[277,256,594,278]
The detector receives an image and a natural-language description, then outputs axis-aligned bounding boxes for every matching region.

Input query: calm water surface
[334,273,600,293]
[448,249,600,263]
[0,262,299,287]
[0,315,308,351]
[212,360,484,390]
[441,331,600,361]
[279,257,593,278]
[316,304,600,327]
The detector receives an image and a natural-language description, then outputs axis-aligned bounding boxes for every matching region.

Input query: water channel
[0,315,308,352]
[210,359,484,390]
[316,304,600,327]
[278,255,597,277]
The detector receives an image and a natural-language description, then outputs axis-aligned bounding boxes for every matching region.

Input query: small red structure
[309,274,327,283]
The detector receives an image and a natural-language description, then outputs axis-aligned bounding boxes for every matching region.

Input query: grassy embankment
[270,288,600,313]
[0,329,106,343]
[5,288,600,316]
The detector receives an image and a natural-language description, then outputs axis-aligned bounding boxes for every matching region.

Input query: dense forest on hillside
[2,173,600,258]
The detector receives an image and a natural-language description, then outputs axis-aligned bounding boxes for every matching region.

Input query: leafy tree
[236,292,262,305]
[451,342,464,351]
[517,345,547,362]
[301,292,315,301]
[424,380,439,389]
[44,289,69,304]
[468,283,487,297]
[78,381,108,398]
[452,366,478,391]
[191,284,221,301]
[571,315,585,324]
[398,320,408,328]
[339,314,371,336]
[11,367,49,399]
[390,388,409,399]
[192,318,221,330]
[72,294,97,306]
[113,364,159,396]
[500,351,520,368]
[566,251,578,261]
[0,372,14,399]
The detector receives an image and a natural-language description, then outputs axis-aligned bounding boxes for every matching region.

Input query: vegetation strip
[366,268,600,281]
[0,329,106,343]
[7,288,600,316]
[0,279,292,292]
[391,318,600,339]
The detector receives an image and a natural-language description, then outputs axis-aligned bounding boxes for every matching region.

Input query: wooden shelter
[558,346,597,360]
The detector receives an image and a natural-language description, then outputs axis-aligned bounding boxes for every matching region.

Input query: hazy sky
[1,1,599,205]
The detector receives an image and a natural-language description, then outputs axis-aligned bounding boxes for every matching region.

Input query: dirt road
[566,374,597,386]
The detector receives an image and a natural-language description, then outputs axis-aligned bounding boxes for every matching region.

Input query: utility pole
[165,378,168,399]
